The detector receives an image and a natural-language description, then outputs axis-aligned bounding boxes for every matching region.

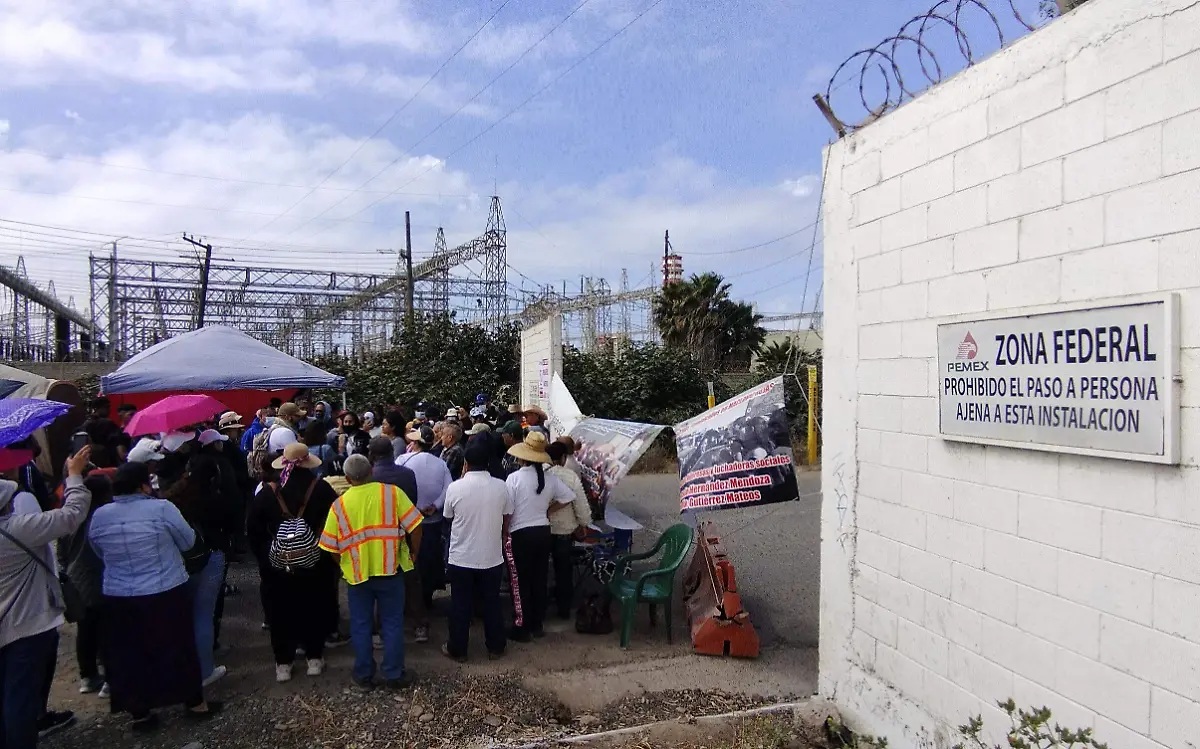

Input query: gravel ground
[39,472,812,749]
[41,672,787,749]
[40,553,788,749]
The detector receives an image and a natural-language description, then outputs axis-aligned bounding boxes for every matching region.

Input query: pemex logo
[956,331,978,360]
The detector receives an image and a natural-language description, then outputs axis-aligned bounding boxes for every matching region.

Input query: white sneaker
[306,658,324,677]
[202,665,227,688]
[275,664,293,683]
[98,683,110,699]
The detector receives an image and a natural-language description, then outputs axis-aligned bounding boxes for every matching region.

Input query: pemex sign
[936,295,1180,464]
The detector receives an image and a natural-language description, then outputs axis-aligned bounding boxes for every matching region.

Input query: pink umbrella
[124,394,230,437]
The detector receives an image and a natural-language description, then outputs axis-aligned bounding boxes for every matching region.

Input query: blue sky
[0,0,1044,319]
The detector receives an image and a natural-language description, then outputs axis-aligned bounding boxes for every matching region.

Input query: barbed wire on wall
[812,0,1050,136]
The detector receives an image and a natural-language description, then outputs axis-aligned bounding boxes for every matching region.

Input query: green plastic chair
[606,523,694,649]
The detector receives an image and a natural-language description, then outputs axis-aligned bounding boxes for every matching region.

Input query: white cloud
[780,175,819,198]
[0,0,600,96]
[0,114,819,310]
[63,109,82,123]
[0,120,9,142]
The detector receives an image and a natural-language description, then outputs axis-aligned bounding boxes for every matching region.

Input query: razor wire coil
[820,0,1047,133]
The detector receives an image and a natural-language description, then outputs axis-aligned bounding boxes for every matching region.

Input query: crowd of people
[0,390,594,745]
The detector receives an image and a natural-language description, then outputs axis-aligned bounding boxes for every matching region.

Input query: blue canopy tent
[100,326,345,417]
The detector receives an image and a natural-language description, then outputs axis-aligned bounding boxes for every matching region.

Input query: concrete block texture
[820,1,1200,744]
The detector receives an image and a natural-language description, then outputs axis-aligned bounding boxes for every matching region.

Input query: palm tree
[653,272,765,372]
[756,339,796,371]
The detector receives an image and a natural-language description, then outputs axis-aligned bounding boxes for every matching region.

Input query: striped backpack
[268,482,321,572]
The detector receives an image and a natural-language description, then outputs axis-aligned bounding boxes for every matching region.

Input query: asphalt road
[611,469,822,648]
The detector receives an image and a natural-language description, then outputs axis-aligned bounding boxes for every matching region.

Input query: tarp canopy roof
[100,325,345,394]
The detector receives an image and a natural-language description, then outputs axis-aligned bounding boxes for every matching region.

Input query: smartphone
[70,432,89,454]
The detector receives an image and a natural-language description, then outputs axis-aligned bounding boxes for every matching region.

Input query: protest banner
[674,376,799,512]
[547,372,584,438]
[570,418,667,517]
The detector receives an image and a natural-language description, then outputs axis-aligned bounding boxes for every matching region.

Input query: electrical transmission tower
[89,197,510,360]
[0,256,94,360]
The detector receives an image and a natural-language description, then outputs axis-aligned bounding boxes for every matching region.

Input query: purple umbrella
[0,398,73,449]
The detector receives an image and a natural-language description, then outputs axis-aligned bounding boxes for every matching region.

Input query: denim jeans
[347,573,406,682]
[0,629,58,749]
[188,550,226,680]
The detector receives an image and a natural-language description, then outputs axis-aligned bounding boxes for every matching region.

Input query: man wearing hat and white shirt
[395,425,452,644]
[522,407,550,438]
[268,403,306,454]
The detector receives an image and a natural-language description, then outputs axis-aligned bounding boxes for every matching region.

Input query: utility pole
[183,234,214,330]
[107,241,117,359]
[404,211,415,334]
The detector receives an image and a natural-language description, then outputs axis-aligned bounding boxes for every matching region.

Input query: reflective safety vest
[319,481,422,585]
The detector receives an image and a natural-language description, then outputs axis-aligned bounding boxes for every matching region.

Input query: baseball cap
[162,431,196,453]
[128,438,165,464]
[499,420,523,438]
[198,429,229,446]
[406,424,436,446]
[277,402,306,419]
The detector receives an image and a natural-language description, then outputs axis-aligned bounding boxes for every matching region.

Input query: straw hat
[507,431,552,464]
[218,411,244,431]
[271,442,322,470]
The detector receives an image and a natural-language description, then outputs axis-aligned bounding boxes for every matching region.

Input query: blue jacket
[241,420,265,452]
[88,494,195,597]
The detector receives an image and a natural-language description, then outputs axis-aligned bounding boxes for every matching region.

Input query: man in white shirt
[266,402,306,454]
[395,425,453,644]
[441,442,512,662]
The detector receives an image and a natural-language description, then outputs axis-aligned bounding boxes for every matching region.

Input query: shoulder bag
[0,522,77,622]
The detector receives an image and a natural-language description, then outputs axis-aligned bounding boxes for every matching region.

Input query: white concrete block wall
[819,1,1200,747]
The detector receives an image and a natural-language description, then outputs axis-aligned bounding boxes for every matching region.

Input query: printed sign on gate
[937,295,1179,464]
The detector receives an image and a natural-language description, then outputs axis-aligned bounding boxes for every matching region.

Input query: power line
[798,154,830,318]
[0,217,444,259]
[272,0,595,243]
[0,184,391,224]
[232,1,515,246]
[300,0,668,243]
[724,240,822,281]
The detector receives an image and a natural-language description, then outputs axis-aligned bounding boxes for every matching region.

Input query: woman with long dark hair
[247,443,339,682]
[503,432,575,642]
[332,412,370,462]
[87,462,221,732]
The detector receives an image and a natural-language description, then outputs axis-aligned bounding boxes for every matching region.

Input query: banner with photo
[569,417,667,517]
[674,376,799,513]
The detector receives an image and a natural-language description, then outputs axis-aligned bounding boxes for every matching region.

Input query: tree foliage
[563,341,710,426]
[310,314,521,413]
[653,273,767,373]
[741,337,822,456]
